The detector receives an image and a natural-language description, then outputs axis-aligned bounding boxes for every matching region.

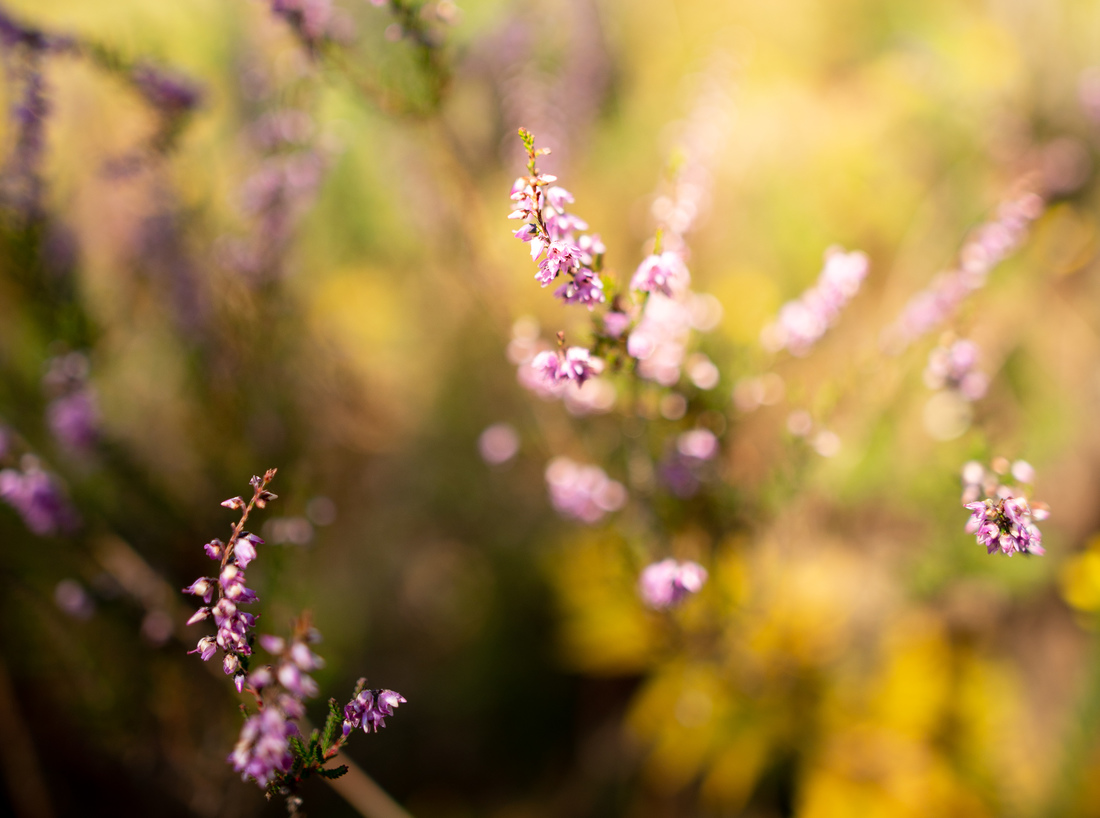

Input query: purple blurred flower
[627,295,693,386]
[228,708,295,788]
[761,248,869,356]
[924,339,988,401]
[631,252,689,297]
[545,457,626,524]
[886,191,1044,350]
[0,462,78,536]
[677,429,718,461]
[603,310,631,338]
[638,559,708,609]
[46,389,99,452]
[131,63,202,116]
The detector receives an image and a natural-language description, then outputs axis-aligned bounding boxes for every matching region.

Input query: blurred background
[1,0,1100,815]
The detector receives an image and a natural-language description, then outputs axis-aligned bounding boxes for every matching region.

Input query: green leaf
[321,700,341,752]
[289,735,308,760]
[318,765,349,780]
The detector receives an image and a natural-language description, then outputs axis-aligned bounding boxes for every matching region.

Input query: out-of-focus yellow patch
[1033,204,1100,278]
[1061,536,1100,612]
[799,726,991,818]
[712,269,782,345]
[744,546,860,669]
[548,533,656,675]
[700,733,768,811]
[628,661,732,793]
[869,617,951,739]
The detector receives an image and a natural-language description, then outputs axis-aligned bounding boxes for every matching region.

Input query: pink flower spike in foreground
[638,559,708,609]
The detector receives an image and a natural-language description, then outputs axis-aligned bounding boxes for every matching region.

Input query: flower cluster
[343,687,406,736]
[0,457,78,535]
[760,247,870,356]
[923,338,988,401]
[886,189,1044,350]
[229,708,296,789]
[43,352,99,453]
[508,321,616,413]
[545,457,626,524]
[184,471,277,691]
[961,459,1049,556]
[631,251,689,298]
[509,128,607,310]
[184,471,407,797]
[531,344,601,387]
[627,293,695,386]
[638,559,708,609]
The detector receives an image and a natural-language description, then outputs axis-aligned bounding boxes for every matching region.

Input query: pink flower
[545,457,626,524]
[638,559,708,609]
[631,252,689,297]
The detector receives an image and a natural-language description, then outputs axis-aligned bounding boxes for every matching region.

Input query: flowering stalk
[883,187,1044,351]
[507,128,714,609]
[760,247,870,357]
[184,470,405,801]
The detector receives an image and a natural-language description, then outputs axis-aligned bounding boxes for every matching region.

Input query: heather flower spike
[183,469,404,801]
[510,129,606,308]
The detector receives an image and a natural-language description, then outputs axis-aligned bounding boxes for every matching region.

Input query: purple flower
[46,389,99,452]
[259,635,286,654]
[289,640,324,671]
[536,241,583,285]
[627,295,693,386]
[553,269,605,308]
[924,339,988,400]
[342,688,406,736]
[638,559,708,609]
[603,311,631,338]
[220,565,258,604]
[228,708,295,788]
[530,348,602,388]
[631,252,689,297]
[235,532,263,569]
[276,662,319,699]
[544,211,588,242]
[204,538,224,560]
[962,471,1048,557]
[189,636,217,661]
[182,577,215,604]
[544,457,627,524]
[885,191,1044,350]
[0,463,78,536]
[131,64,202,116]
[677,429,718,461]
[761,248,869,356]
